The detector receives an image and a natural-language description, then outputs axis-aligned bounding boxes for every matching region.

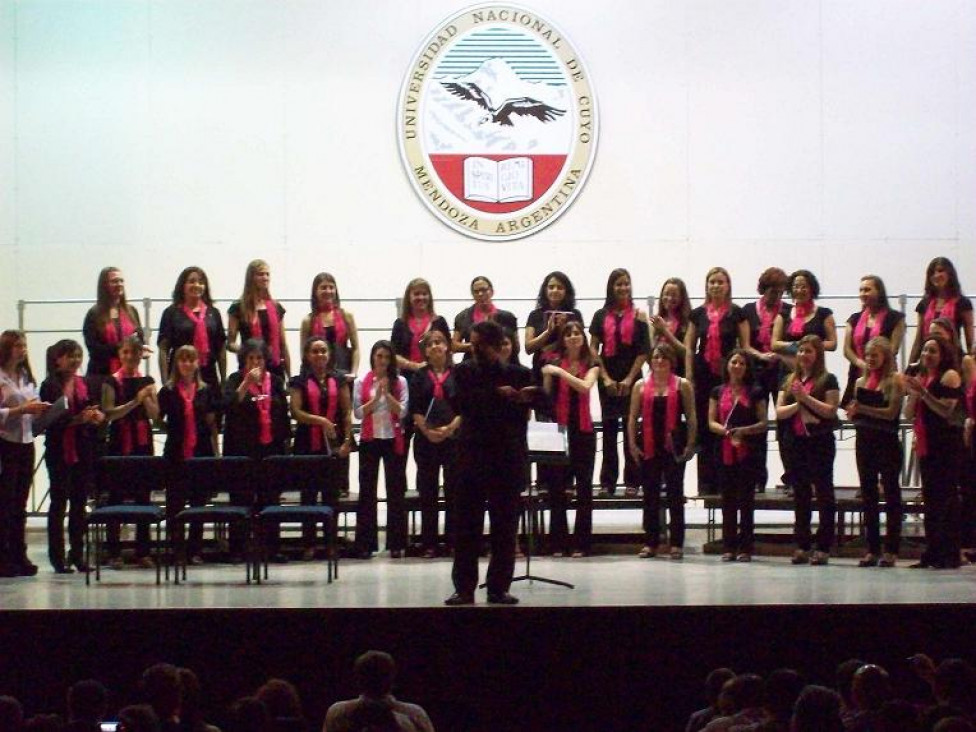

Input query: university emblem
[398,4,599,241]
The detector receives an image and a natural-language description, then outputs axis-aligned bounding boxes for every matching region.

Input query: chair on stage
[171,456,258,584]
[86,455,168,586]
[254,455,338,584]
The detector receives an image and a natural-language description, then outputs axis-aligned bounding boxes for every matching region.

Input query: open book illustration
[463,156,533,203]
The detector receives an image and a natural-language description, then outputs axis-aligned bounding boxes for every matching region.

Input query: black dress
[842,308,904,405]
[157,304,227,389]
[454,306,520,363]
[228,300,288,378]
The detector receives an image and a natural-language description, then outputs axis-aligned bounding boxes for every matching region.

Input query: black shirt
[158,383,219,460]
[589,307,650,382]
[157,303,227,386]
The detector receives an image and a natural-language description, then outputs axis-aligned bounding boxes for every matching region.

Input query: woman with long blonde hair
[227,259,291,377]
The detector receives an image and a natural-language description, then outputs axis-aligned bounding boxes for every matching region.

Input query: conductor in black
[445,320,533,606]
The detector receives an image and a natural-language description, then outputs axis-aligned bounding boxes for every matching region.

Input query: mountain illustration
[425,58,571,153]
[441,58,566,127]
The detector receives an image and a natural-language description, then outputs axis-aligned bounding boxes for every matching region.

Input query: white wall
[4,0,976,492]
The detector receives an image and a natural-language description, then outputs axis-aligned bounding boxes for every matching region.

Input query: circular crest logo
[398,4,598,241]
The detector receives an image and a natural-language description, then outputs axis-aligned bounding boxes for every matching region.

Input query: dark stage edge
[3,603,976,732]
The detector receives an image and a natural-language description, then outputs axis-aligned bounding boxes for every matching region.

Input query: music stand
[512,421,574,590]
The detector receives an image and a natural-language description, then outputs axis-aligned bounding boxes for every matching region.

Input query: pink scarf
[865,369,883,392]
[313,304,347,349]
[178,381,198,459]
[473,304,497,324]
[113,368,150,455]
[305,374,338,452]
[913,374,936,458]
[602,303,636,359]
[923,296,958,336]
[62,376,89,466]
[791,377,815,436]
[427,367,450,400]
[103,308,137,373]
[251,300,282,367]
[360,372,404,455]
[641,375,679,456]
[555,359,593,433]
[657,312,681,345]
[756,298,779,351]
[853,308,887,358]
[788,300,814,338]
[182,304,211,367]
[247,370,273,445]
[718,385,750,465]
[408,314,432,363]
[704,302,729,376]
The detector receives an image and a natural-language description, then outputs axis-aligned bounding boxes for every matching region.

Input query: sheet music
[526,420,568,454]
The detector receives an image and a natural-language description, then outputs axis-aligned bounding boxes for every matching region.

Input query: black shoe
[444,592,474,606]
[487,592,519,605]
[52,563,75,574]
[908,560,931,569]
[16,561,39,577]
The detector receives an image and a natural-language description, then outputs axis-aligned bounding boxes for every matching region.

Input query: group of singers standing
[0,256,973,581]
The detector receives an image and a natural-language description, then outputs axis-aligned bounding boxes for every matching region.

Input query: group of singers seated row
[0,256,974,577]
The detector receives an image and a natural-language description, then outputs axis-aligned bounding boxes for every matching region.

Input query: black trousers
[46,456,91,566]
[104,446,154,560]
[598,386,639,493]
[693,363,722,494]
[0,440,35,569]
[639,452,686,547]
[452,449,522,596]
[961,441,976,548]
[357,439,407,552]
[920,448,962,567]
[719,457,758,554]
[414,435,458,550]
[548,430,596,554]
[790,432,836,552]
[165,464,207,559]
[855,428,903,555]
[300,455,340,547]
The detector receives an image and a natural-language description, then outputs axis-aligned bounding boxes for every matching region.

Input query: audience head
[117,704,160,732]
[852,664,892,713]
[140,663,182,721]
[0,696,24,732]
[23,714,63,732]
[836,658,866,708]
[764,668,805,722]
[354,650,397,699]
[879,699,921,732]
[720,674,765,714]
[792,685,843,732]
[934,659,976,712]
[703,667,736,710]
[67,679,108,724]
[255,678,303,722]
[227,696,271,732]
[177,668,206,727]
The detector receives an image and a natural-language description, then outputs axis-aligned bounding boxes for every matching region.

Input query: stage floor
[3,543,974,611]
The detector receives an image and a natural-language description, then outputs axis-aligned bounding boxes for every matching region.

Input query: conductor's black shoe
[444,592,474,606]
[487,592,519,605]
